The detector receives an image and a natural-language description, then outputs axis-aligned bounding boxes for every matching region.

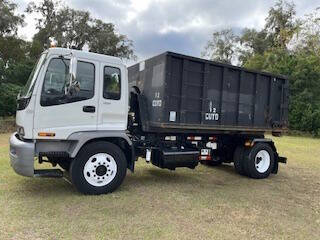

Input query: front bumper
[9,133,35,177]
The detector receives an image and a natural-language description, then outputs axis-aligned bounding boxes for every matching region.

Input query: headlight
[17,126,25,137]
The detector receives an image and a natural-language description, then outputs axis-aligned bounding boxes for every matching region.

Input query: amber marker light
[38,132,56,137]
[244,140,253,147]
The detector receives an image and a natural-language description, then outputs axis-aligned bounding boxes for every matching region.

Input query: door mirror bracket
[64,55,80,95]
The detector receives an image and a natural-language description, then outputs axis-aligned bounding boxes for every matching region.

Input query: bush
[0,83,21,117]
[0,117,16,133]
[244,49,320,135]
[4,60,35,86]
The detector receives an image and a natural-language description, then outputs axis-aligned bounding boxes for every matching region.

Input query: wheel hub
[83,153,117,187]
[96,165,107,176]
[256,156,262,164]
[255,150,271,173]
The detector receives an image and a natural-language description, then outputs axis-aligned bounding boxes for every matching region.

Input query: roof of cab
[46,47,123,65]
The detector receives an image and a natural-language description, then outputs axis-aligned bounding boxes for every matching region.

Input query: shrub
[0,83,21,117]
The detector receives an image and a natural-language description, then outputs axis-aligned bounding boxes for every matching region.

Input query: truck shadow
[203,163,237,174]
[17,177,79,197]
[16,163,277,196]
[123,163,244,188]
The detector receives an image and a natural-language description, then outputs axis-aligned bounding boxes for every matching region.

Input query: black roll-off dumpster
[128,51,289,134]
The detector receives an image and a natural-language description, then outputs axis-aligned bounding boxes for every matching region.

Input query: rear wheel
[243,143,274,179]
[233,146,246,175]
[70,142,127,195]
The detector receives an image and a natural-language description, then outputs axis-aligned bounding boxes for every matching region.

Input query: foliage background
[203,1,320,135]
[1,0,320,135]
[0,0,135,120]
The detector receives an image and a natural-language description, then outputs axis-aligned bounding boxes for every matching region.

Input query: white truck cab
[16,47,128,139]
[10,48,133,194]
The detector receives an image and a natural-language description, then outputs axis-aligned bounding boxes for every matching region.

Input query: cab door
[97,63,128,131]
[33,55,99,139]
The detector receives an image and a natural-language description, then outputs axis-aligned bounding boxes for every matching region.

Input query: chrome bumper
[9,133,35,177]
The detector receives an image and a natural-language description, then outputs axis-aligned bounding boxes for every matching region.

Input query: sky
[15,0,319,64]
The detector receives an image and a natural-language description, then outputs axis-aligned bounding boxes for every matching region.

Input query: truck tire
[70,141,127,195]
[243,143,274,179]
[233,146,246,176]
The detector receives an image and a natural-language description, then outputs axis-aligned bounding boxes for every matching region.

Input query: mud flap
[272,156,279,174]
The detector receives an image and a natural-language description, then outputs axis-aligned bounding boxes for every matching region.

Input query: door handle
[83,106,96,113]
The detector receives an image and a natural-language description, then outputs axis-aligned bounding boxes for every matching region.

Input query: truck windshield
[19,52,47,98]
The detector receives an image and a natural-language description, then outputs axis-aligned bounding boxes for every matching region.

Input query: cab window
[41,58,95,106]
[103,66,121,100]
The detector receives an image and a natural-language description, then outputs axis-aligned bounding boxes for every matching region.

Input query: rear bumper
[9,133,35,177]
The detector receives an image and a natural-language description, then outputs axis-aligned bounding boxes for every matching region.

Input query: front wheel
[70,142,127,195]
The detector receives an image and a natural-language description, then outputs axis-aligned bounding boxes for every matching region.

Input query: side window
[41,58,95,106]
[76,61,95,98]
[103,66,121,100]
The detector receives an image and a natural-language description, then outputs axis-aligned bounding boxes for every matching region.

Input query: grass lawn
[0,133,319,239]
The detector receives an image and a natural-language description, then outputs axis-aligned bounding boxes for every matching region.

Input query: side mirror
[65,55,80,95]
[68,80,81,95]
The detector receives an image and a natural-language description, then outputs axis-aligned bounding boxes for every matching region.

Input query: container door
[34,56,99,139]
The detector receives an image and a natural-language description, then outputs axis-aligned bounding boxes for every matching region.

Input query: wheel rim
[254,150,271,173]
[83,153,117,187]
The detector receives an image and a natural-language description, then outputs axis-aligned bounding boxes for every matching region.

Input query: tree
[0,0,25,64]
[0,0,25,84]
[297,7,320,53]
[0,0,24,35]
[237,0,300,66]
[202,1,320,134]
[243,39,320,135]
[26,0,57,49]
[27,0,135,59]
[240,29,272,55]
[55,7,92,50]
[201,29,238,64]
[264,0,301,50]
[0,82,21,116]
[0,36,27,64]
[89,20,135,59]
[0,0,136,118]
[238,28,274,65]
